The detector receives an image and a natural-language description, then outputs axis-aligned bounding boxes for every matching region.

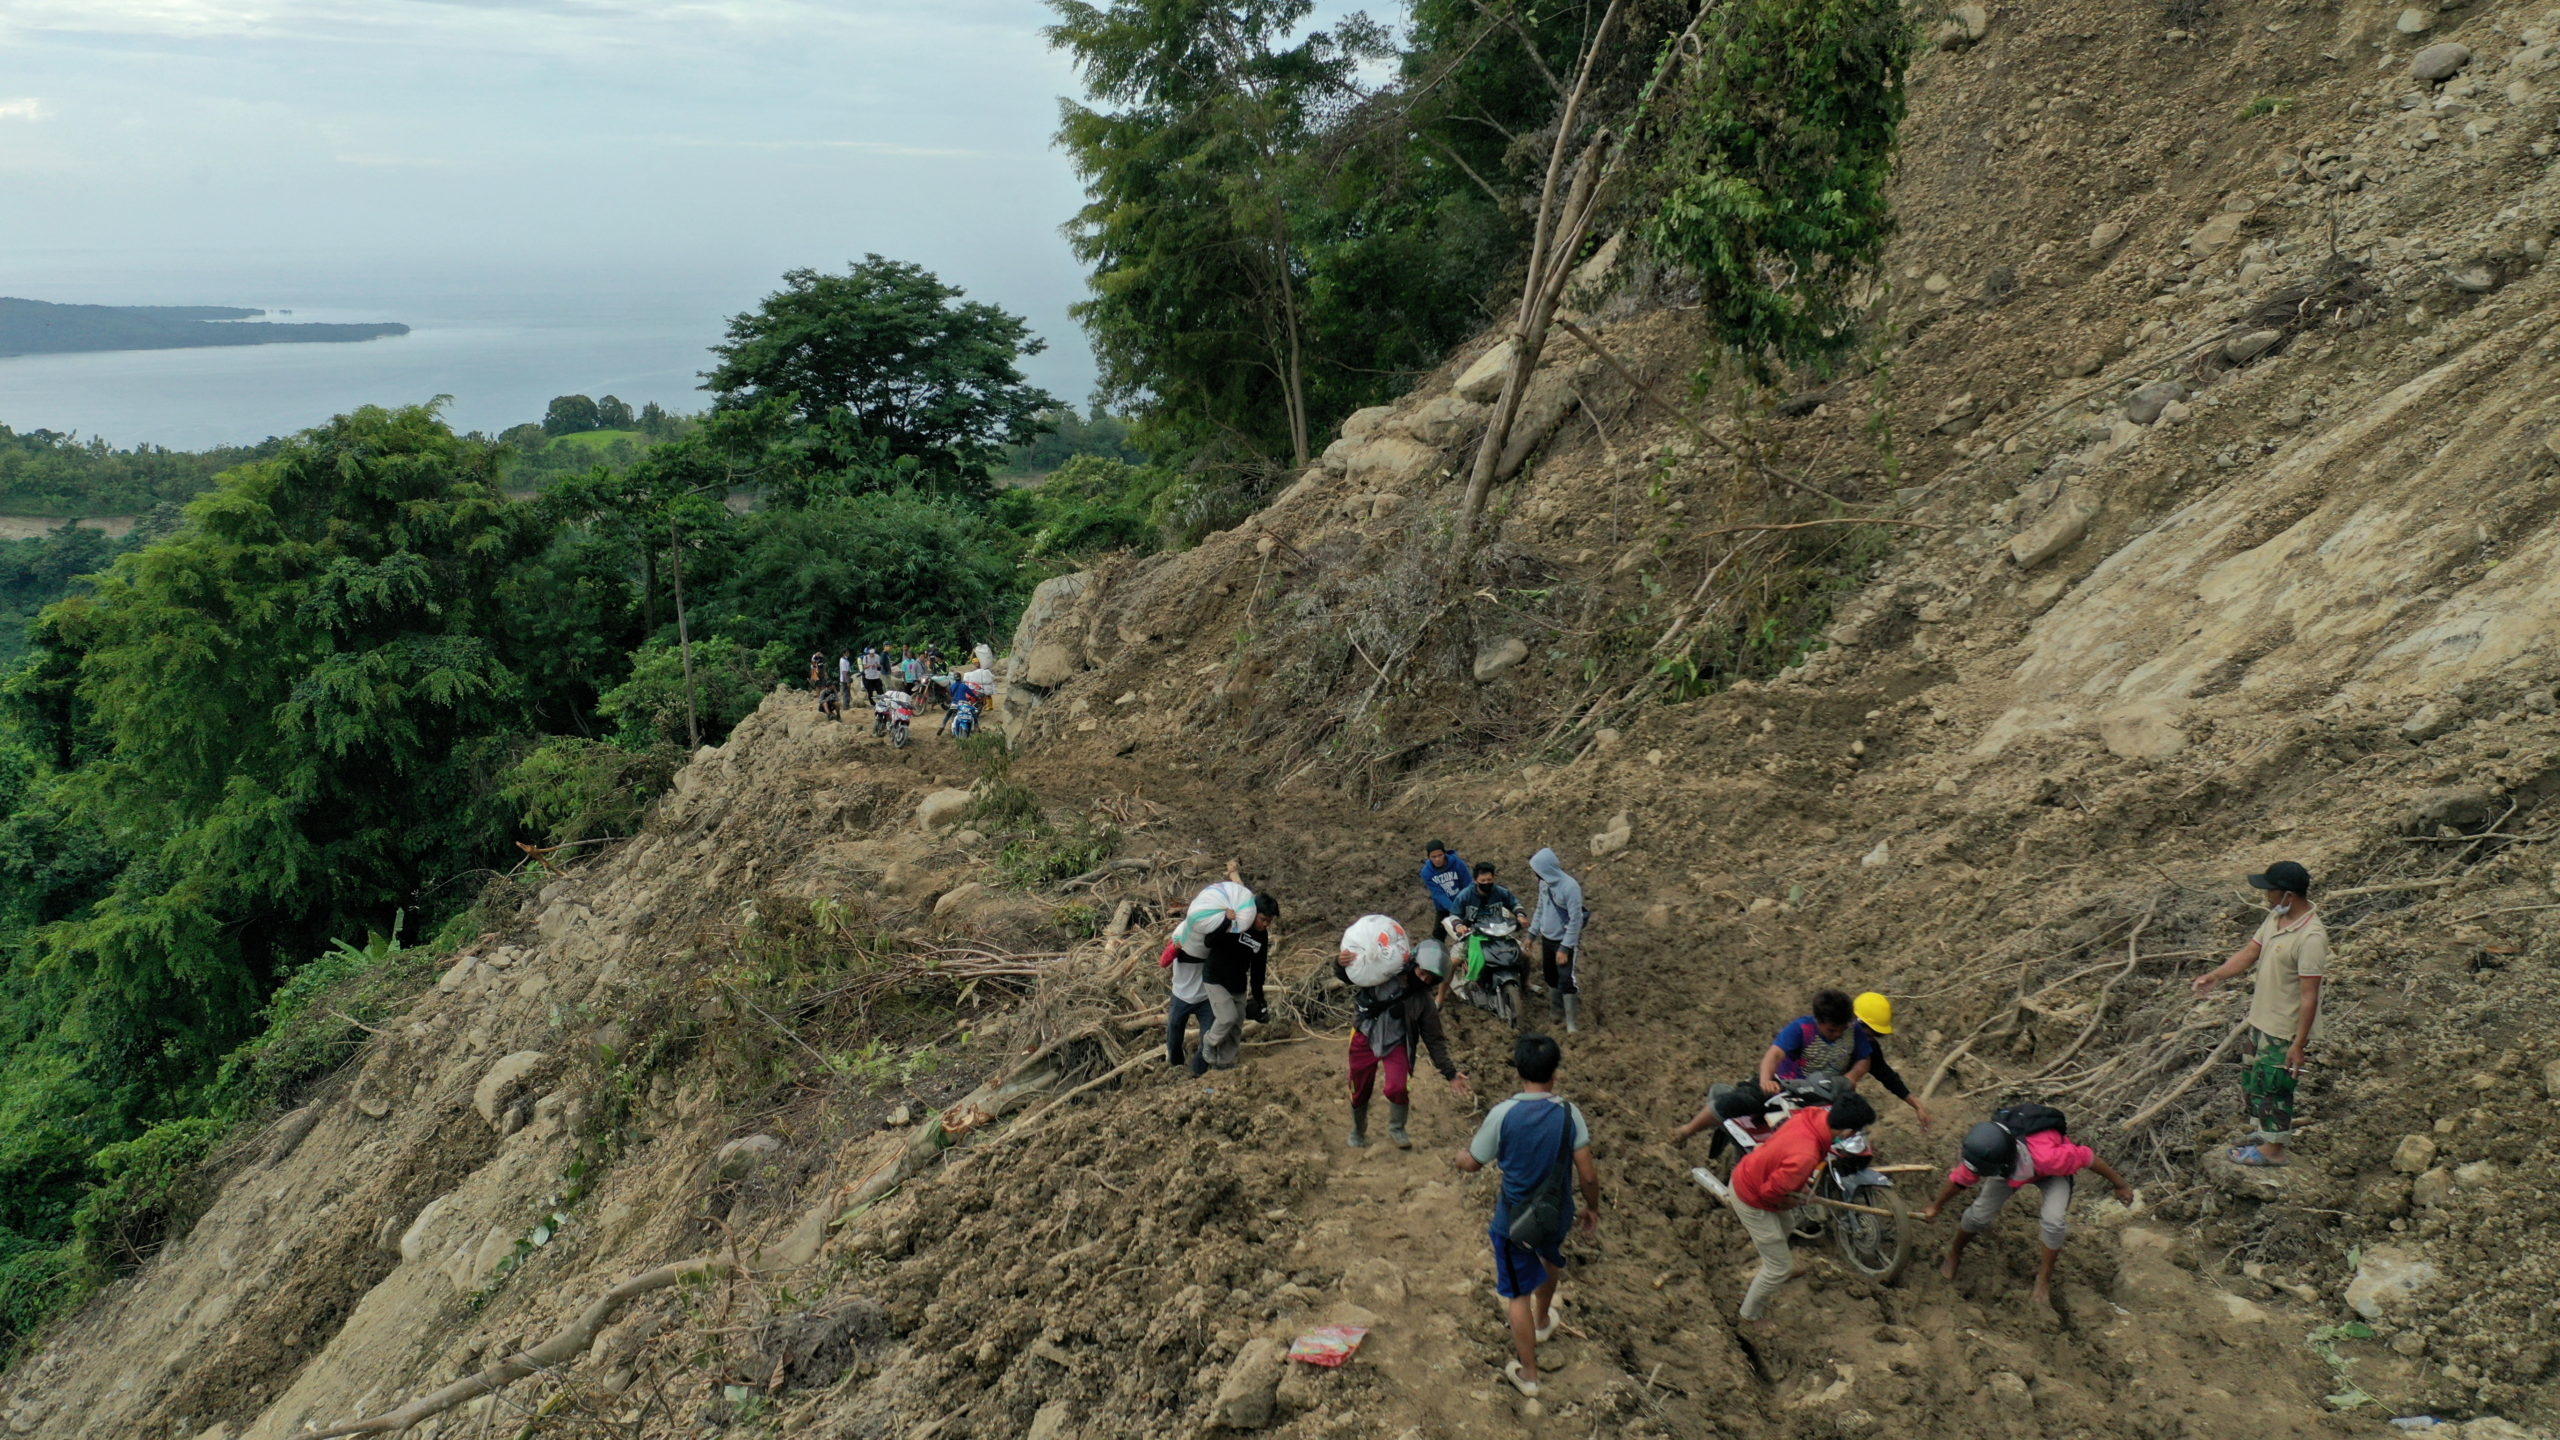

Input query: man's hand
[1576,1208,1599,1235]
[1778,1188,1811,1211]
[1225,858,1242,882]
[1449,1072,1473,1097]
[2285,1041,2306,1074]
[1759,1078,1782,1096]
[2191,972,2222,998]
[1911,1100,1937,1133]
[2113,1182,2137,1206]
[1919,1203,1942,1223]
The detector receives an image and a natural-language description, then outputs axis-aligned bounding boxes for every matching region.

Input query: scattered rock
[2398,6,2433,34]
[2401,700,2460,742]
[885,1103,913,1128]
[2123,381,2188,425]
[1473,637,1530,683]
[2185,213,2246,255]
[2008,492,2097,569]
[2099,701,2189,759]
[1922,271,1953,295]
[716,1134,783,1180]
[1211,1336,1285,1429]
[2405,785,2494,832]
[2410,42,2472,82]
[1589,810,1634,857]
[2088,220,2126,253]
[2221,328,2283,364]
[1022,639,1085,690]
[1401,394,1484,446]
[2544,1056,2560,1100]
[1274,1360,1331,1414]
[916,788,975,829]
[472,1051,549,1130]
[1026,1403,1074,1440]
[2411,1167,2456,1209]
[2361,1174,2414,1217]
[2346,1244,2443,1320]
[2392,1134,2439,1173]
[1455,342,1516,403]
[1935,3,1989,49]
[2453,1159,2499,1189]
[2445,262,2500,293]
[1339,405,1395,443]
[932,882,989,918]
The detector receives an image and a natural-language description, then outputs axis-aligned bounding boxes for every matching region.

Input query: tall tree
[1048,0,1384,473]
[594,395,636,430]
[701,257,1056,496]
[543,394,602,436]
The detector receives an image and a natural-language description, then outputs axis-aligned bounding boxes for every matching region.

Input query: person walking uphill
[1920,1104,2134,1306]
[1166,874,1259,1075]
[2191,860,2328,1166]
[1454,1035,1599,1399]
[1528,848,1587,1033]
[1335,937,1471,1148]
[1726,1091,1877,1323]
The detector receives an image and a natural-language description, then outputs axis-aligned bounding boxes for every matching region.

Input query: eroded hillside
[9,1,2560,1438]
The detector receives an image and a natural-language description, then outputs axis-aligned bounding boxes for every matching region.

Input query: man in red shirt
[1726,1093,1876,1321]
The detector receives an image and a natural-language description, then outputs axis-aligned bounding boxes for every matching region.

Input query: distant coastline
[0,297,409,358]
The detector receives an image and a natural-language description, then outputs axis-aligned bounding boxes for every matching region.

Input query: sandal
[1502,1359,1542,1398]
[1535,1296,1564,1344]
[2227,1144,2289,1168]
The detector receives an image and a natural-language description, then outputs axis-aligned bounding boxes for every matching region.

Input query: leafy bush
[0,1231,76,1360]
[597,636,791,749]
[207,917,438,1119]
[501,736,682,844]
[996,819,1119,890]
[69,1117,223,1275]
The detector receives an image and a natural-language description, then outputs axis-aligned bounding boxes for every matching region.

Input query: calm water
[0,254,1089,453]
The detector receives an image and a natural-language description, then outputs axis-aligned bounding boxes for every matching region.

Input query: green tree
[702,258,1057,495]
[594,395,636,430]
[1049,0,1385,474]
[543,394,602,436]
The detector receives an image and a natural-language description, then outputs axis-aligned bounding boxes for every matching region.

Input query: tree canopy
[702,257,1057,495]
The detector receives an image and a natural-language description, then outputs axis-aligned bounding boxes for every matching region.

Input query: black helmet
[1960,1121,2017,1178]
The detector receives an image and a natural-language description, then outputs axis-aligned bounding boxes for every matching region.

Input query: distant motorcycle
[1690,1074,1911,1282]
[883,690,916,749]
[1455,912,1531,1031]
[950,690,982,738]
[871,691,892,738]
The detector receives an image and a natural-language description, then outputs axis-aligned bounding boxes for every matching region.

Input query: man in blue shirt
[1455,1034,1600,1399]
[1419,842,1471,931]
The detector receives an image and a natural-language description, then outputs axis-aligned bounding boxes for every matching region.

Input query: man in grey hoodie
[1528,848,1587,1033]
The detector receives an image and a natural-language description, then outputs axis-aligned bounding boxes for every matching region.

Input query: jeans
[1166,995,1214,1072]
[1201,984,1245,1069]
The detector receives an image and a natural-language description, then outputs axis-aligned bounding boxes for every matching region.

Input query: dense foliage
[0,426,273,516]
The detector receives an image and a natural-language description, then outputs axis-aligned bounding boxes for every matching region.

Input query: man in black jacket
[1199,891,1277,1070]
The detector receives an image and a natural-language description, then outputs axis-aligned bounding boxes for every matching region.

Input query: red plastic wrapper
[1287,1325,1369,1368]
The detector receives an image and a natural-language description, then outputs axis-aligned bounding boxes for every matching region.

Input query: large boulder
[1455,341,1517,403]
[473,1052,550,1131]
[1006,572,1094,692]
[2009,492,2097,569]
[1344,433,1444,490]
[1210,1337,1285,1429]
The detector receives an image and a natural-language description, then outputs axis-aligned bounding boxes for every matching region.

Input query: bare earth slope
[10,2,2560,1438]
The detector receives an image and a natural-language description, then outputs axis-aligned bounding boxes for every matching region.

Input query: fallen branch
[2119,1017,2252,1133]
[2026,907,2153,1082]
[1553,318,1860,509]
[304,1256,740,1437]
[1688,517,1944,541]
[2325,877,2460,899]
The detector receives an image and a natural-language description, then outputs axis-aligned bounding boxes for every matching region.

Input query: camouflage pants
[2241,1031,2297,1141]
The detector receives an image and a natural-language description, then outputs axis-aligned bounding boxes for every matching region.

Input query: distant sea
[0,256,800,452]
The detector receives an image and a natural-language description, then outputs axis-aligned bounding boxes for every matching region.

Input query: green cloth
[2242,1032,2298,1140]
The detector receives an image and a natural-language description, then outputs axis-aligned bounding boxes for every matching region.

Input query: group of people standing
[806,641,999,732]
[1151,850,2329,1400]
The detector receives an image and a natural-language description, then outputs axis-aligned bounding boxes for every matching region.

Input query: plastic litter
[1288,1324,1369,1368]
[2387,1421,2444,1432]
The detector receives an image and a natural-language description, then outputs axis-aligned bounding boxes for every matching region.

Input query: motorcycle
[1689,1074,1912,1283]
[951,692,981,738]
[1454,912,1532,1031]
[884,690,916,749]
[871,691,892,738]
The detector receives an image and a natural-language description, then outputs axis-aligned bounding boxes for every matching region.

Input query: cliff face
[13,3,2560,1438]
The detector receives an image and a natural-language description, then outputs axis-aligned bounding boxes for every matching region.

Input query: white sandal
[1503,1359,1542,1397]
[1535,1295,1564,1344]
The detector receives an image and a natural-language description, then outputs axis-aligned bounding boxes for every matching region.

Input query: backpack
[1992,1103,2068,1138]
[1505,1103,1578,1250]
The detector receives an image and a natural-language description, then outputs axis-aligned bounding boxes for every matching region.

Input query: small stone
[1594,727,1624,751]
[715,1134,782,1180]
[1933,777,1960,796]
[885,1104,913,1128]
[2345,1244,2443,1320]
[1026,1403,1074,1440]
[2009,492,2097,569]
[2397,6,2432,33]
[1589,810,1634,857]
[2392,1134,2439,1173]
[1473,637,1530,683]
[2222,328,2283,364]
[1211,1336,1285,1429]
[2123,381,2188,425]
[2088,220,2127,253]
[2362,1175,2414,1217]
[2452,1159,2499,1188]
[952,828,984,847]
[2411,1167,2456,1208]
[2401,700,2458,742]
[1949,3,1988,39]
[915,788,975,829]
[1860,839,1892,868]
[2186,213,2246,255]
[2543,1056,2560,1100]
[2410,42,2472,82]
[2392,1330,2429,1357]
[2445,263,2499,293]
[1922,271,1953,295]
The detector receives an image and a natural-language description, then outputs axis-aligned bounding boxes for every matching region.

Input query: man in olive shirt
[2192,860,2327,1166]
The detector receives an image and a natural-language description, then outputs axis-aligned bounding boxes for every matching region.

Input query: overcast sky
[0,0,1381,404]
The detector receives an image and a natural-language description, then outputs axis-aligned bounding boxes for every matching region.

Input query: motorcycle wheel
[1828,1173,1911,1283]
[892,725,910,749]
[1499,980,1527,1033]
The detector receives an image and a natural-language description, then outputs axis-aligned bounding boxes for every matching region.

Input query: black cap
[2246,860,2313,894]
[1426,840,1449,855]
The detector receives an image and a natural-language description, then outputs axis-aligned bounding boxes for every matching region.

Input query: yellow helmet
[1853,991,1895,1035]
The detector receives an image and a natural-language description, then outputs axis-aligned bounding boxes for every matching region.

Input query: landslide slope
[11,2,2560,1439]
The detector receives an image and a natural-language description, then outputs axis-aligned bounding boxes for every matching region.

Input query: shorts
[1489,1226,1564,1299]
[862,676,884,695]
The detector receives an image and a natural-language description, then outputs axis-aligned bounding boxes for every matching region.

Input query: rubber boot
[1548,988,1566,1020]
[1388,1103,1413,1149]
[1348,1100,1370,1149]
[1563,994,1583,1034]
